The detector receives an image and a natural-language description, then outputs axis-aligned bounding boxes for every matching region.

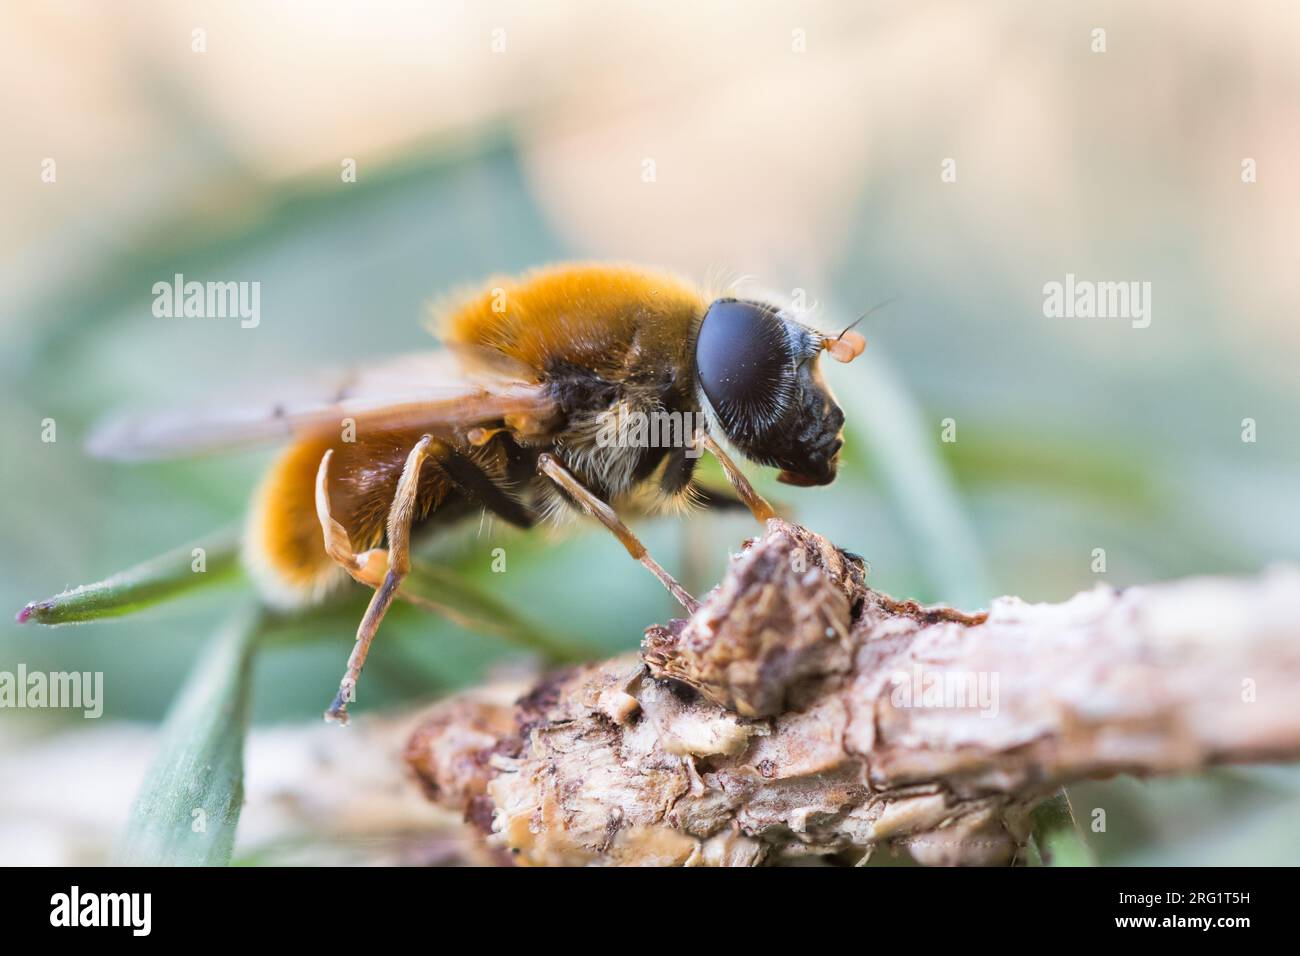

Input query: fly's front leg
[322,435,435,725]
[698,434,777,523]
[537,452,699,614]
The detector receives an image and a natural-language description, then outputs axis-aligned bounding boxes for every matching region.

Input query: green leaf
[17,519,588,666]
[402,559,590,663]
[115,604,263,866]
[1031,790,1096,866]
[17,528,242,625]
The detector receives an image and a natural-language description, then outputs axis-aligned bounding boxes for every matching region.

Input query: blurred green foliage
[4,131,1298,865]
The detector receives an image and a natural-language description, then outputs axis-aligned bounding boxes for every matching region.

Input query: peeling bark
[405,520,1300,866]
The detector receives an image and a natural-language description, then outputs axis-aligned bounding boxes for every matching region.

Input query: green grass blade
[1031,790,1096,866]
[115,605,262,866]
[17,528,242,625]
[402,559,590,663]
[835,351,993,607]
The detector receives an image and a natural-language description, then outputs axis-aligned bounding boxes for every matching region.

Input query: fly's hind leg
[319,435,436,725]
[537,452,699,614]
[315,449,388,589]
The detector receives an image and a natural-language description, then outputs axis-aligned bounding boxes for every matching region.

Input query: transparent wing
[86,351,555,461]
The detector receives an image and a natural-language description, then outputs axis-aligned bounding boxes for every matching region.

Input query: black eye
[695,299,793,429]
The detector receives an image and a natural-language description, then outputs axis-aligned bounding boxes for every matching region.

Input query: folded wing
[87,351,556,460]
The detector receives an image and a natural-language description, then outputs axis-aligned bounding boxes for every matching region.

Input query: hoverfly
[82,263,865,722]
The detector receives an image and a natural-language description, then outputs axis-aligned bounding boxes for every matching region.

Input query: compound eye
[695,299,792,423]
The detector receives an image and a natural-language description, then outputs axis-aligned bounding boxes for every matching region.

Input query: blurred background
[2,0,1298,864]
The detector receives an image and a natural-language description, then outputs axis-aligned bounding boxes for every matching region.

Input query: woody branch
[405,520,1300,866]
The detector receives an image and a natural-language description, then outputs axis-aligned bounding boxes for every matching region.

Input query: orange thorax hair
[438,263,707,384]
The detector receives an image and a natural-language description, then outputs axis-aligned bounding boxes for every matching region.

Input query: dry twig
[406,520,1300,866]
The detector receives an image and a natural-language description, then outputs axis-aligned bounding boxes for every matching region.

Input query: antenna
[823,297,896,363]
